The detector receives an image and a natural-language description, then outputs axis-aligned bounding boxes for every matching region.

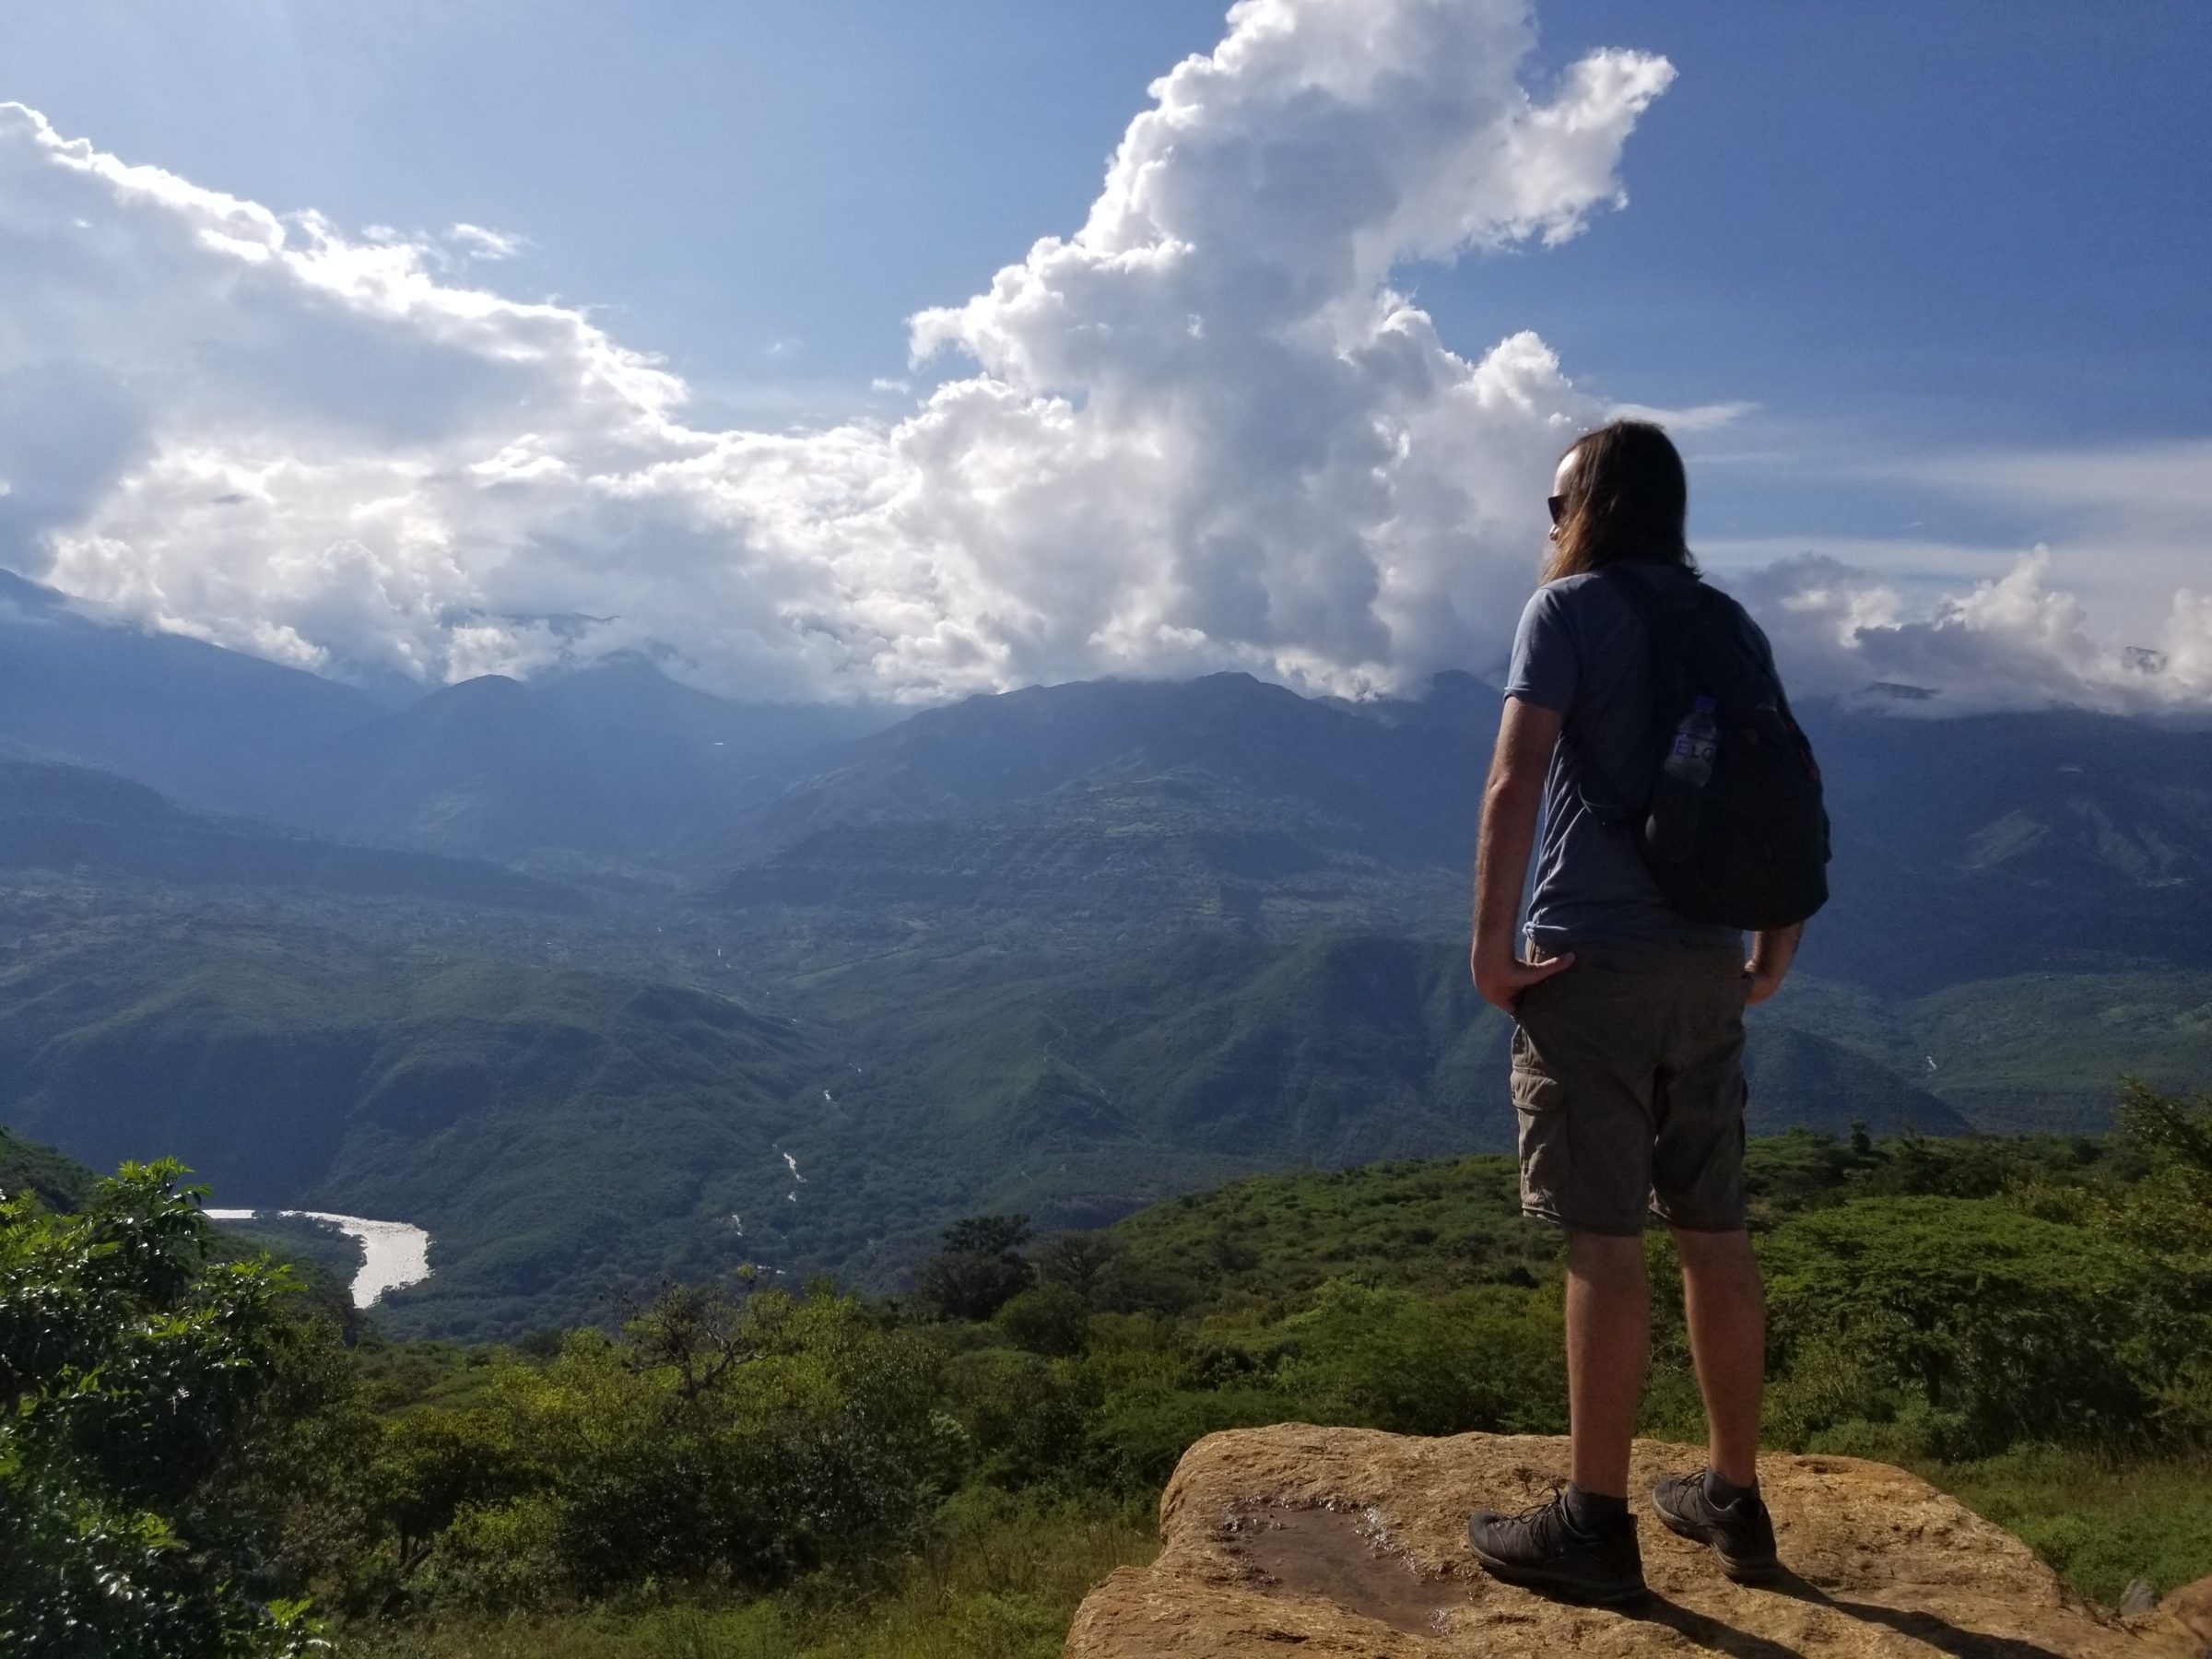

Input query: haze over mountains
[4,571,2208,1336]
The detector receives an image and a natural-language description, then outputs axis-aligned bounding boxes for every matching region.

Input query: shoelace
[1504,1482,1588,1545]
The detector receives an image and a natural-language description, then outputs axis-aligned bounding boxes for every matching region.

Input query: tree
[0,1161,331,1657]
[2114,1077,2212,1220]
[1034,1230,1120,1300]
[994,1281,1091,1357]
[2106,1078,2212,1436]
[914,1214,1035,1323]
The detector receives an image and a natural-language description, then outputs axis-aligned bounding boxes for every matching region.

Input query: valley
[4,591,2208,1336]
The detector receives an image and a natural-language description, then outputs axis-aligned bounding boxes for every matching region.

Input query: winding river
[205,1209,432,1308]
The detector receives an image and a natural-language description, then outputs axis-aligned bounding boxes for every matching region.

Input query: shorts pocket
[1511,1048,1571,1220]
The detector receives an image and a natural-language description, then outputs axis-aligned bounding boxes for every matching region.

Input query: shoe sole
[1649,1491,1782,1584]
[1465,1537,1647,1606]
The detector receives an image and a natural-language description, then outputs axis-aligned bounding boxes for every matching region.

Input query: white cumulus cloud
[0,0,2202,715]
[0,0,1672,699]
[1737,549,2212,712]
[447,222,526,261]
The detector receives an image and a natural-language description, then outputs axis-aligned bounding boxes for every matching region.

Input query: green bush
[1762,1196,2163,1456]
[1270,1279,1567,1438]
[1082,1385,1307,1490]
[418,1285,959,1603]
[25,1112,2212,1648]
[994,1283,1090,1358]
[914,1217,1035,1323]
[1924,1445,2212,1605]
[942,1347,1086,1487]
[0,1162,332,1657]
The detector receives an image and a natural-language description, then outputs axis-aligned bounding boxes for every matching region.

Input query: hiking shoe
[1650,1469,1781,1583]
[1465,1488,1646,1605]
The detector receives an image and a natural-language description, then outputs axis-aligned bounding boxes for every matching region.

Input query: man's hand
[1742,922,1804,1006]
[1472,945,1575,1016]
[1742,960,1786,1006]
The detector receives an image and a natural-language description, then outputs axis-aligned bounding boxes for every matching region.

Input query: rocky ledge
[1066,1425,2209,1657]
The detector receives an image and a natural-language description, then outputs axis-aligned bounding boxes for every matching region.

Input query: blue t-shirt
[1502,562,1774,950]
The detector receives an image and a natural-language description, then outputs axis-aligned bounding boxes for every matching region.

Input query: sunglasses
[1547,495,1568,525]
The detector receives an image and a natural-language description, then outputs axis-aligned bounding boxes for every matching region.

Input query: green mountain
[696,670,1490,870]
[278,660,892,862]
[1907,971,2212,1131]
[1801,707,2212,991]
[1740,1024,1964,1136]
[0,567,391,811]
[0,1123,97,1210]
[0,888,2010,1339]
[3,639,2207,1338]
[709,774,1463,976]
[0,923,838,1335]
[0,760,574,908]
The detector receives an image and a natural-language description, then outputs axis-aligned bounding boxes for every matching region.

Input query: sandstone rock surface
[2139,1572,2212,1657]
[1067,1425,2198,1657]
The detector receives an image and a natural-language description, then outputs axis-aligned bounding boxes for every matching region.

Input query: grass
[1917,1447,2212,1605]
[335,1490,1157,1659]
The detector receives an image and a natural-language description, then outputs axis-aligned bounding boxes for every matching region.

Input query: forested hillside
[6,613,2212,1334]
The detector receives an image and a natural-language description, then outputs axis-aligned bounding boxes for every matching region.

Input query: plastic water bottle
[1648,696,1717,862]
[1665,696,1720,788]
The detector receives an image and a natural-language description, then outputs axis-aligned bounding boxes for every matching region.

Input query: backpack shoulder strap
[1606,564,1779,719]
[1600,560,1700,645]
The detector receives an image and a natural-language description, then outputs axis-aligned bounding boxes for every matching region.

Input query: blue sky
[15,3,2206,441]
[2,0,2206,704]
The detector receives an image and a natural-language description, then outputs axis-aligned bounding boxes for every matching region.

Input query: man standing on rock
[1464,420,1828,1604]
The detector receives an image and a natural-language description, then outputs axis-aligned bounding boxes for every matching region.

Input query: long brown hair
[1541,418,1697,583]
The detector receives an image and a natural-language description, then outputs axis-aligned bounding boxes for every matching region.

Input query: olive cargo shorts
[1511,937,1751,1236]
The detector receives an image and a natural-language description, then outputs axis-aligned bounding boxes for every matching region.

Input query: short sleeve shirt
[1503,562,1774,950]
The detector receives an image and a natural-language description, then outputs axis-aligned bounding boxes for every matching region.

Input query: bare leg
[1673,1227,1765,1488]
[1564,1230,1650,1499]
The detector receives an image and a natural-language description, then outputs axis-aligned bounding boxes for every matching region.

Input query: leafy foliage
[383,1282,960,1606]
[1761,1197,2163,1455]
[915,1215,1036,1322]
[0,1161,334,1657]
[10,1099,2212,1652]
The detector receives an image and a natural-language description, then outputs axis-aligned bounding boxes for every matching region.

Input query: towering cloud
[0,0,2203,710]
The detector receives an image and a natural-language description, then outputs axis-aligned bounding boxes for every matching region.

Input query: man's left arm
[1746,922,1804,1005]
[1471,695,1574,1014]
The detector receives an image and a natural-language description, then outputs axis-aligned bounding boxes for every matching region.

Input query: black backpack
[1572,563,1830,931]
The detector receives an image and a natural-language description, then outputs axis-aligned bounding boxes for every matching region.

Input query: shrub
[0,1162,332,1657]
[1270,1280,1566,1438]
[418,1285,961,1602]
[1083,1385,1307,1491]
[942,1348,1085,1487]
[1762,1196,2163,1456]
[994,1283,1091,1358]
